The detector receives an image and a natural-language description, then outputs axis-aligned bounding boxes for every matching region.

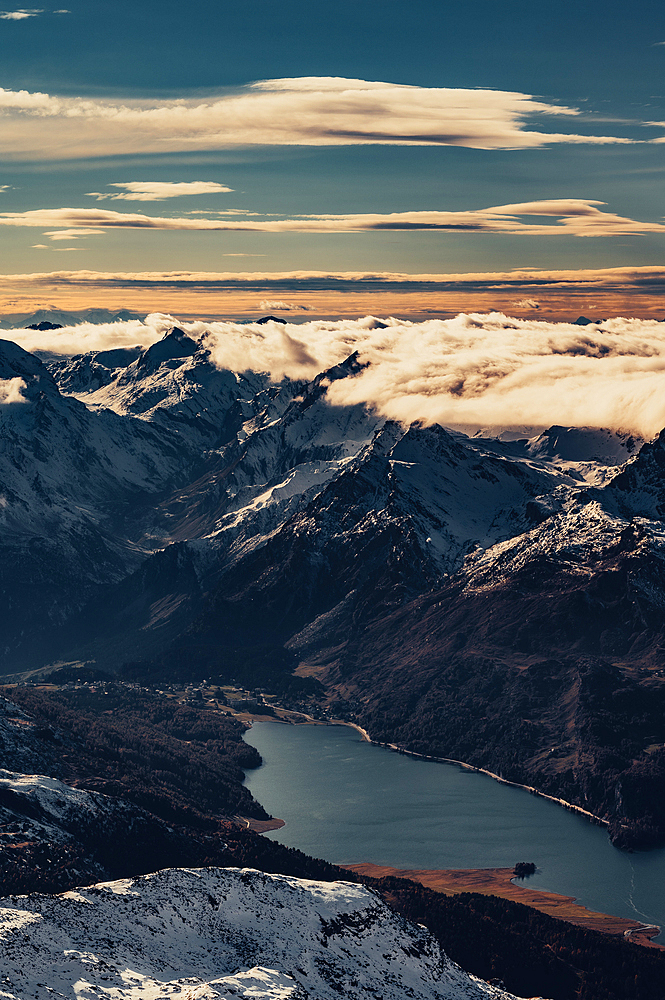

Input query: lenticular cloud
[0,78,633,160]
[8,312,665,438]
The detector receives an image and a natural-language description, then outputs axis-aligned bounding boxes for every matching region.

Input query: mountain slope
[315,499,665,845]
[0,866,525,1000]
[137,419,577,670]
[0,337,222,669]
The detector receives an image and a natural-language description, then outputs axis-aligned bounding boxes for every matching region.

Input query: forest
[1,684,663,1000]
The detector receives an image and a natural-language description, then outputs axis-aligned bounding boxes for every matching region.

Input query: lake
[243,721,665,941]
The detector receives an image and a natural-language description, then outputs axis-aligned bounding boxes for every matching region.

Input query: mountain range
[1,320,664,846]
[0,308,145,330]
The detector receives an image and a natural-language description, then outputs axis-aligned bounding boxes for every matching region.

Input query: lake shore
[236,814,285,833]
[243,719,665,951]
[324,717,610,830]
[343,862,663,949]
[245,711,614,842]
[243,708,611,832]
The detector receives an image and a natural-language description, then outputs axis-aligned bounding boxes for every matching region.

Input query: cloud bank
[2,316,165,355]
[8,312,665,437]
[202,314,665,438]
[2,199,663,238]
[0,77,638,159]
[1,265,664,325]
[2,263,665,298]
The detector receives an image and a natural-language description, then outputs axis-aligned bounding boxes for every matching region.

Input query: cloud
[31,241,82,250]
[0,377,28,403]
[86,181,234,202]
[259,300,313,311]
[43,228,106,240]
[1,199,663,238]
[3,263,665,297]
[2,263,665,299]
[513,298,540,309]
[198,314,665,438]
[2,315,167,355]
[1,264,665,327]
[0,7,68,17]
[0,77,637,160]
[11,307,665,436]
[0,9,42,19]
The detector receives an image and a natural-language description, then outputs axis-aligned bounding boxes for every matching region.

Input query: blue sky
[1,0,665,317]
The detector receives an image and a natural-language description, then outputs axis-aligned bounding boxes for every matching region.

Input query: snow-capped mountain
[0,867,528,999]
[47,346,143,394]
[0,324,654,673]
[0,336,222,666]
[2,321,665,845]
[70,328,279,450]
[0,769,146,855]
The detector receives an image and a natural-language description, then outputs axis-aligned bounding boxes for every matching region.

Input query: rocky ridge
[0,866,528,999]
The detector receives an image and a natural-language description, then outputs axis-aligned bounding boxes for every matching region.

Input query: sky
[1,0,665,319]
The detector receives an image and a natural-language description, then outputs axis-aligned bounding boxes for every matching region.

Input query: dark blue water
[243,721,665,940]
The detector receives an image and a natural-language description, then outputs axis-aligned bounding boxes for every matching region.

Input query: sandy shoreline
[236,814,285,833]
[343,862,663,949]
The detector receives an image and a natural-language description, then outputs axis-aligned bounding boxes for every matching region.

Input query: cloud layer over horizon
[1,199,663,239]
[6,312,665,438]
[0,77,641,159]
[1,263,664,321]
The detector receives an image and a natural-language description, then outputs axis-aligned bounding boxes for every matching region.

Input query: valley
[3,313,665,997]
[1,679,664,1000]
[2,319,661,844]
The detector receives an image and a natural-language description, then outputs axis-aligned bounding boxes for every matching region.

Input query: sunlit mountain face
[0,866,526,1000]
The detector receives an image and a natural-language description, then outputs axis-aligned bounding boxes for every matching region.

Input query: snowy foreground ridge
[0,867,535,1000]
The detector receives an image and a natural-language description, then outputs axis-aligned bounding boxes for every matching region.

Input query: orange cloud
[1,264,664,323]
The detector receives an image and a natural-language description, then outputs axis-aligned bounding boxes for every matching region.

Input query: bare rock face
[0,867,527,999]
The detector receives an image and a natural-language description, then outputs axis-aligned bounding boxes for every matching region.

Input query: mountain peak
[255,314,288,325]
[0,336,48,382]
[136,327,200,370]
[26,320,63,331]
